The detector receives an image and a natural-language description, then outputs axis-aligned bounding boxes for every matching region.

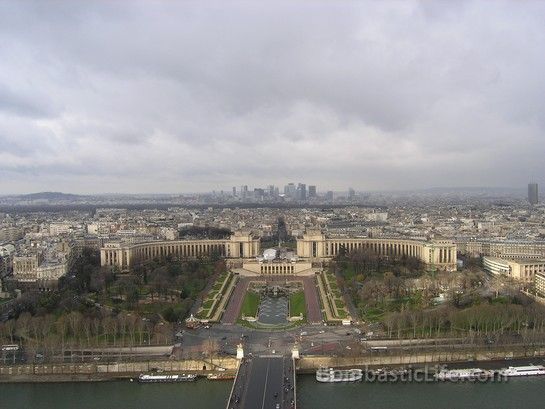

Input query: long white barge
[435,368,493,381]
[138,373,197,383]
[499,365,545,377]
[316,367,363,382]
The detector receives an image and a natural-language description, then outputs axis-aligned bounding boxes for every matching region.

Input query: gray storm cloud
[0,0,544,194]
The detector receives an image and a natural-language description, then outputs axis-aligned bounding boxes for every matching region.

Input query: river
[2,375,545,408]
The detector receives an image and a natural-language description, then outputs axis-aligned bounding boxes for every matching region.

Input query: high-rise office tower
[254,188,264,200]
[348,187,355,199]
[308,185,317,198]
[528,183,538,205]
[297,183,307,200]
[325,191,334,200]
[284,183,296,198]
[232,186,236,196]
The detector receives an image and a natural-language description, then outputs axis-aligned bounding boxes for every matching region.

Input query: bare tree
[3,319,16,343]
[126,314,138,347]
[29,316,43,343]
[15,312,32,340]
[118,314,129,347]
[92,317,101,346]
[67,311,83,358]
[41,314,54,343]
[103,316,118,347]
[82,317,92,347]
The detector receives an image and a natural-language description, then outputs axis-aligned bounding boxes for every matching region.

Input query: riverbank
[0,357,238,383]
[297,344,545,372]
[3,344,545,383]
[0,373,131,383]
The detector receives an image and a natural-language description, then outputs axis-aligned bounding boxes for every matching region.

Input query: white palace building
[101,230,457,274]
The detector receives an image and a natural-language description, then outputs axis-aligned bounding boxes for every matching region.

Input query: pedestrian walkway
[302,276,323,324]
[222,277,250,324]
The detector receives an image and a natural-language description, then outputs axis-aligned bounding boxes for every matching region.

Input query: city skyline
[0,183,541,198]
[1,1,545,194]
[3,2,545,406]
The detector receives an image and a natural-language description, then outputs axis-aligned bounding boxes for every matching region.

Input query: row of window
[260,265,295,274]
[323,241,423,258]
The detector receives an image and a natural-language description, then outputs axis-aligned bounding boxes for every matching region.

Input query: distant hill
[19,192,85,201]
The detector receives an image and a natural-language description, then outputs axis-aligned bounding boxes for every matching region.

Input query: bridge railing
[225,358,242,409]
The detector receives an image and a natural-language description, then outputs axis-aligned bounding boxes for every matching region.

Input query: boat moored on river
[206,373,235,380]
[435,368,492,381]
[499,365,545,377]
[138,373,197,383]
[316,367,363,382]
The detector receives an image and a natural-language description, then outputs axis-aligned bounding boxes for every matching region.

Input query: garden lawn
[240,291,259,318]
[289,291,306,318]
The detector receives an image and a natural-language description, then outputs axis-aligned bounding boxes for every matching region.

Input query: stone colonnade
[101,234,260,271]
[296,231,457,271]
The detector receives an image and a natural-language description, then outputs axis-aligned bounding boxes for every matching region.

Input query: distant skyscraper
[308,185,316,198]
[241,185,248,199]
[348,187,355,199]
[325,191,334,200]
[284,183,296,198]
[528,183,538,205]
[297,183,307,200]
[232,186,236,196]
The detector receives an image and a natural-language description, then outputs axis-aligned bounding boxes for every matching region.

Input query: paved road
[223,278,250,324]
[228,356,295,409]
[302,276,322,324]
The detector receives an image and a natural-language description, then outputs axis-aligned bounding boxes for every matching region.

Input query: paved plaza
[221,274,324,325]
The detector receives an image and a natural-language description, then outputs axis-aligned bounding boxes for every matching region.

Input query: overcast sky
[0,1,544,194]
